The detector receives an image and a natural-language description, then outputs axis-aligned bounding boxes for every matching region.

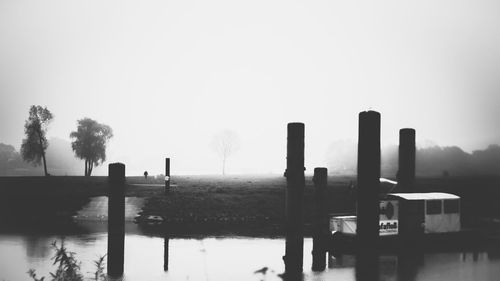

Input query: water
[1,225,499,281]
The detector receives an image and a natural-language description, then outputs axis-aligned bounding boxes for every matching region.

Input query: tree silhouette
[211,130,240,175]
[20,105,53,176]
[70,118,113,176]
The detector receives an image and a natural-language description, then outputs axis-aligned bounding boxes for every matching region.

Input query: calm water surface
[0,225,499,281]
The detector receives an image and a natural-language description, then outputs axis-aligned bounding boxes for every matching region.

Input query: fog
[1,0,499,175]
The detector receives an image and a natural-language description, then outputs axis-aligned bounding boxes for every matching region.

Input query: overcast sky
[1,0,499,175]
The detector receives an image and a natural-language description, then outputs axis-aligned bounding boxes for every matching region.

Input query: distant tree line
[326,140,500,177]
[0,138,87,176]
[384,144,500,177]
[3,105,498,177]
[0,143,31,174]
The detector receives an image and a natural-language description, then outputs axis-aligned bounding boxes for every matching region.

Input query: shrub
[27,240,106,281]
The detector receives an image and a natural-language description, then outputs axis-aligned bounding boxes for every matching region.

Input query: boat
[328,192,485,254]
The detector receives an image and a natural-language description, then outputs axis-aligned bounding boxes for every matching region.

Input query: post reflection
[279,272,304,281]
[355,251,379,281]
[396,250,423,281]
[24,236,51,259]
[163,233,169,271]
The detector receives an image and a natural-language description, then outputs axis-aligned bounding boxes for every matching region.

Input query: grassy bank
[1,175,499,235]
[0,175,355,235]
[135,175,356,235]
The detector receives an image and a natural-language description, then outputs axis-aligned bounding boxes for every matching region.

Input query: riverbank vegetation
[27,240,106,281]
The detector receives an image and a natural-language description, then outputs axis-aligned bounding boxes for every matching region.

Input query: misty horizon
[1,0,500,175]
[1,135,498,176]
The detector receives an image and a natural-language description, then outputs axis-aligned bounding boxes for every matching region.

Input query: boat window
[444,199,460,213]
[426,200,442,215]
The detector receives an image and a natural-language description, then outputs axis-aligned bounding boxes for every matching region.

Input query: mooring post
[357,111,381,251]
[107,163,125,279]
[283,122,305,275]
[397,128,416,192]
[163,233,169,271]
[165,158,170,194]
[312,167,328,271]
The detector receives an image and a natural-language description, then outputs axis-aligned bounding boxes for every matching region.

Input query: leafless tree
[211,130,240,175]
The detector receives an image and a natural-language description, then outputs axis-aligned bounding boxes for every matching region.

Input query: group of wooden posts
[283,121,331,277]
[106,158,172,279]
[105,110,415,279]
[283,110,416,277]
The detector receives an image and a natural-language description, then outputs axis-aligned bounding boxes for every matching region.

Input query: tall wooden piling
[165,158,170,193]
[356,111,381,251]
[284,122,305,275]
[107,163,125,278]
[312,167,328,271]
[398,128,416,192]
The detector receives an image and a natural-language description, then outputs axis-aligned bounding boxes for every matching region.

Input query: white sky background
[1,0,499,175]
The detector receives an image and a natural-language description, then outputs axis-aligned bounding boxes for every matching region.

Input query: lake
[0,223,499,281]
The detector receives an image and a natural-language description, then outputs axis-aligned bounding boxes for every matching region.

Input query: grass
[1,175,499,235]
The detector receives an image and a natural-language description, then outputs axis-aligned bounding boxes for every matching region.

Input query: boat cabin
[330,192,460,236]
[388,192,460,234]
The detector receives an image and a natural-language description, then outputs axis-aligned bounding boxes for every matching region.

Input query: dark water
[0,225,499,281]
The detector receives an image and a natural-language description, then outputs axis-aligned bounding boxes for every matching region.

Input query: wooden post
[283,122,305,275]
[165,158,170,194]
[357,111,381,251]
[163,233,169,271]
[312,167,328,271]
[397,128,416,192]
[107,163,125,278]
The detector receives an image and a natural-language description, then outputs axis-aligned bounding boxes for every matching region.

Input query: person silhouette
[144,171,148,180]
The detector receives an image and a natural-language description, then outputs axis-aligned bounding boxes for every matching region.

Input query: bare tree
[211,130,240,175]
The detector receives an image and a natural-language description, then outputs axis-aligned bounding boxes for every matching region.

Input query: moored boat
[328,192,485,254]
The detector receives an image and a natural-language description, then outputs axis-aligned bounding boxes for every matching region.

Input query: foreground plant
[27,240,106,281]
[91,255,106,281]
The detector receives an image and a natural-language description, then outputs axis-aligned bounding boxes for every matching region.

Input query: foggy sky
[1,0,499,175]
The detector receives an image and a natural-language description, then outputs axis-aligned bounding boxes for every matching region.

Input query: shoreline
[1,175,500,236]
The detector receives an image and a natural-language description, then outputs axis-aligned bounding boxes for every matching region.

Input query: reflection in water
[311,235,326,272]
[461,251,486,262]
[379,255,398,281]
[329,254,355,268]
[281,273,305,281]
[355,252,380,281]
[397,251,423,281]
[1,231,500,281]
[164,234,169,271]
[24,236,53,259]
[488,246,500,260]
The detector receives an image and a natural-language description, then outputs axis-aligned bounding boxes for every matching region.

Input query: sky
[1,0,499,175]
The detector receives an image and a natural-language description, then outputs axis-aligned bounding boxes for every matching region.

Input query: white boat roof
[330,215,357,220]
[389,192,460,200]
